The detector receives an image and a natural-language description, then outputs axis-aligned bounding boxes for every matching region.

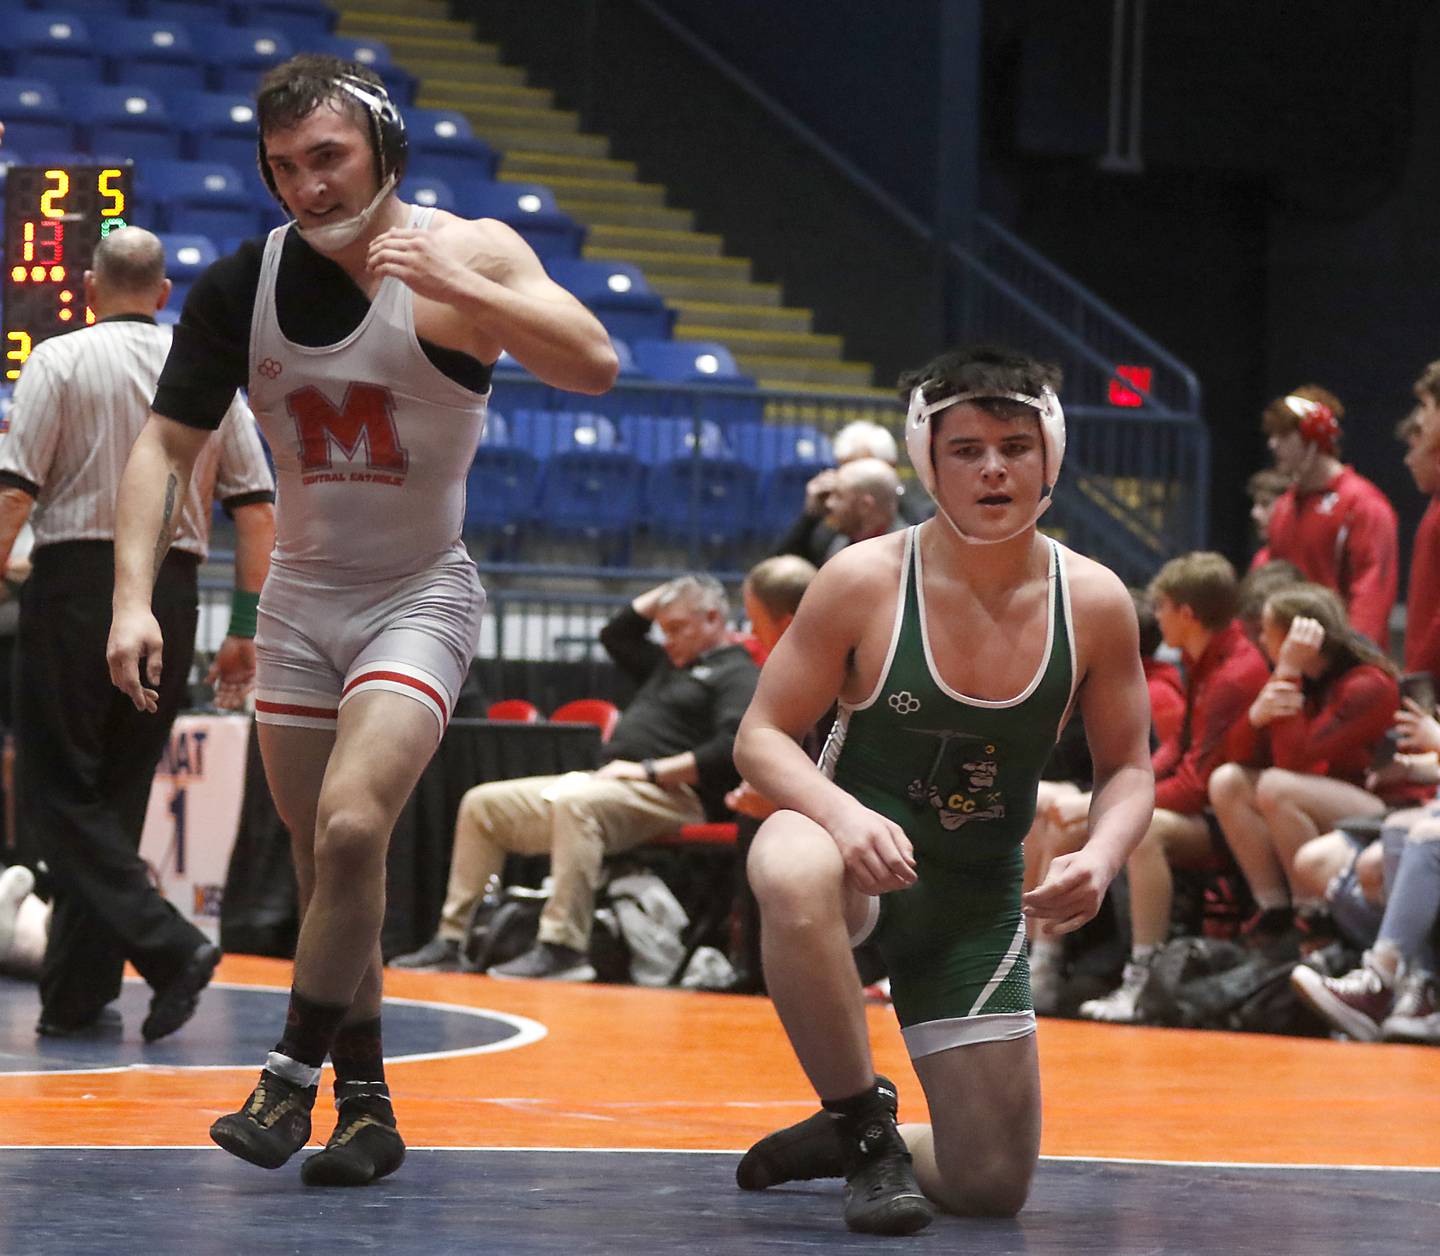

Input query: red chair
[549,698,621,742]
[487,698,541,723]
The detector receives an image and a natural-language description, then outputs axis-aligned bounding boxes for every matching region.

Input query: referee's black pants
[15,541,209,1027]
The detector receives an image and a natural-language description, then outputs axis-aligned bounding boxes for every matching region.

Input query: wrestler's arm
[108,414,213,713]
[366,217,618,394]
[1022,557,1155,935]
[734,544,918,893]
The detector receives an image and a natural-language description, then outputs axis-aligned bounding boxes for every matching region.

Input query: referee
[0,226,275,1040]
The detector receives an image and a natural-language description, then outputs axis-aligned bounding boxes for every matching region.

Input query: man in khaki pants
[393,575,760,981]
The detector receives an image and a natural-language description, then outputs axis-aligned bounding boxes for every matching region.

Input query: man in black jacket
[392,575,759,980]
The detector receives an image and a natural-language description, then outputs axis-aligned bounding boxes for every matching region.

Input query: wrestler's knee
[933,1154,1034,1219]
[747,817,843,923]
[314,804,388,879]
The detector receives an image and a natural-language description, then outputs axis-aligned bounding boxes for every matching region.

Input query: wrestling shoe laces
[209,1068,316,1170]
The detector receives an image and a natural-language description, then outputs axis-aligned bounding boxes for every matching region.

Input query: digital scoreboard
[3,163,134,383]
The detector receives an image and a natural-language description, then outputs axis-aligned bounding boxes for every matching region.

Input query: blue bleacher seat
[508,410,619,459]
[631,339,753,387]
[164,88,259,168]
[611,338,647,378]
[728,421,833,470]
[645,456,758,547]
[0,78,76,155]
[306,34,415,105]
[753,462,828,541]
[464,445,540,537]
[193,23,293,93]
[618,415,729,465]
[136,159,261,238]
[65,83,182,160]
[143,0,234,24]
[546,258,675,345]
[158,231,218,281]
[397,173,457,213]
[534,450,645,557]
[464,182,583,260]
[30,0,133,16]
[4,12,105,82]
[405,108,499,185]
[232,0,334,39]
[106,16,207,91]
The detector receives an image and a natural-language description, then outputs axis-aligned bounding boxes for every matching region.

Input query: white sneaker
[0,864,36,962]
[1029,940,1064,1016]
[1078,960,1150,1023]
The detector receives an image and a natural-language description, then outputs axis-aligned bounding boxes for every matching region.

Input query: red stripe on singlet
[341,669,449,720]
[254,699,339,719]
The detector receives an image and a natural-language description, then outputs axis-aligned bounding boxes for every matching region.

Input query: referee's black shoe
[301,1086,406,1187]
[839,1115,934,1236]
[210,1069,316,1169]
[142,942,221,1042]
[735,1075,898,1191]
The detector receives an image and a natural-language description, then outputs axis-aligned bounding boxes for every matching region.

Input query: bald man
[0,226,275,1040]
[820,457,902,551]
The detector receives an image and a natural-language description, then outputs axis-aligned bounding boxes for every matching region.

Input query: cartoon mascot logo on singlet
[288,382,411,486]
[903,727,1006,830]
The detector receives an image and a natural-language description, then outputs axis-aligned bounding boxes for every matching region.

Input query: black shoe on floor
[388,936,462,971]
[36,1005,123,1039]
[210,1069,317,1169]
[143,942,221,1042]
[840,1117,934,1237]
[300,1090,406,1187]
[736,1075,897,1191]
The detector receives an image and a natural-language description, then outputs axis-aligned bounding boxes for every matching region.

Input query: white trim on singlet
[255,227,397,360]
[915,535,1063,709]
[967,914,1028,1017]
[398,207,495,404]
[902,1009,1037,1058]
[850,526,915,713]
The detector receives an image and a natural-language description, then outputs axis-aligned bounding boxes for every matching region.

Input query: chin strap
[294,175,398,254]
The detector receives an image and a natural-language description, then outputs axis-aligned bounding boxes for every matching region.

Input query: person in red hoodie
[1207,583,1399,948]
[1400,367,1440,680]
[1079,553,1270,1023]
[1263,385,1399,647]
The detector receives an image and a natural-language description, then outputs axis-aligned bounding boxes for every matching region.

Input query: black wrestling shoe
[143,942,221,1042]
[300,1090,406,1187]
[840,1116,935,1237]
[209,1069,317,1169]
[36,1005,123,1039]
[735,1075,897,1191]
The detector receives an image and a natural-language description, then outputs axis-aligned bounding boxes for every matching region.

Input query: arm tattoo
[152,472,178,580]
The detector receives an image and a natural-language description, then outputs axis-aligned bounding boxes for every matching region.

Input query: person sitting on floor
[390,575,759,980]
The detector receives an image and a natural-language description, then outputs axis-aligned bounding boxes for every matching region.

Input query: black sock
[274,988,349,1070]
[330,1015,389,1106]
[821,1081,894,1127]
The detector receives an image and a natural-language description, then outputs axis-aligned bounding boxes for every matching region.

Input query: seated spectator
[774,457,903,567]
[1206,584,1401,951]
[1078,553,1270,1023]
[1292,808,1440,1044]
[1236,558,1305,644]
[725,554,820,821]
[391,575,759,980]
[772,419,922,565]
[1261,384,1399,646]
[1246,467,1292,570]
[1399,378,1440,681]
[1022,589,1180,1012]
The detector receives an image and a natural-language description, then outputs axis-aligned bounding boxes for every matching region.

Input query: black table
[221,719,603,958]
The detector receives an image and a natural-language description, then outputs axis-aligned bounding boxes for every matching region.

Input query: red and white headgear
[904,383,1066,545]
[1283,394,1340,457]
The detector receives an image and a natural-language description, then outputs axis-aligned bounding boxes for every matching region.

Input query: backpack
[1137,936,1328,1034]
[462,878,631,982]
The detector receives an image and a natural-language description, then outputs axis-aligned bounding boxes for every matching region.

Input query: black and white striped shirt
[0,315,274,556]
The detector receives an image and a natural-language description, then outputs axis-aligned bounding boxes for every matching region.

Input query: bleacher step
[677,325,843,360]
[556,199,695,231]
[585,225,723,257]
[468,127,611,158]
[407,63,531,90]
[335,13,490,47]
[413,82,552,109]
[642,273,782,306]
[503,152,639,183]
[442,103,580,133]
[332,0,450,16]
[740,355,875,387]
[506,174,668,207]
[671,301,812,333]
[592,249,751,281]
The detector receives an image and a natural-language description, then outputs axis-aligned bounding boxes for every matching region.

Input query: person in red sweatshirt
[1078,553,1270,1023]
[1263,385,1399,647]
[1400,366,1440,679]
[1207,583,1400,948]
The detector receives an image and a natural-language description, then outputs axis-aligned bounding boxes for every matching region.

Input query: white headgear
[904,383,1066,544]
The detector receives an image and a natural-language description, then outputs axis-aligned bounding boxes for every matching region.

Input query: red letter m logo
[288,383,409,473]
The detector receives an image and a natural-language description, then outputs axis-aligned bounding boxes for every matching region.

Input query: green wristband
[228,589,260,639]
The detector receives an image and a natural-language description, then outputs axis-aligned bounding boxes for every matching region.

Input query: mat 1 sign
[138,714,251,942]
